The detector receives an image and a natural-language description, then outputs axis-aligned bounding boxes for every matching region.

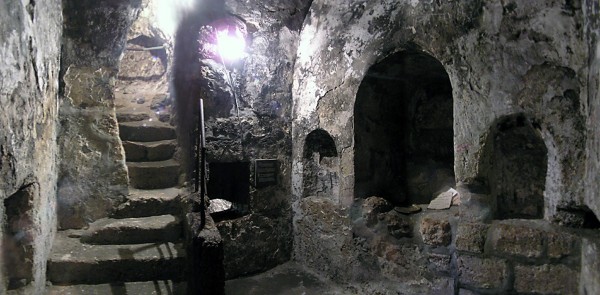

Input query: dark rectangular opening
[4,184,36,290]
[207,162,250,220]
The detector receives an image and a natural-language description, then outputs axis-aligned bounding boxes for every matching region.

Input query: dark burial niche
[303,129,339,199]
[487,115,548,220]
[3,184,36,290]
[207,161,250,221]
[354,49,454,206]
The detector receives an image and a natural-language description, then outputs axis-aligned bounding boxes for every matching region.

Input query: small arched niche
[354,49,454,205]
[302,129,339,199]
[482,114,548,219]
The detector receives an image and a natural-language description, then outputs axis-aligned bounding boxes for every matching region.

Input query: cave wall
[173,0,312,278]
[583,0,600,293]
[292,0,595,292]
[0,0,62,293]
[585,0,600,233]
[57,0,142,229]
[292,0,588,222]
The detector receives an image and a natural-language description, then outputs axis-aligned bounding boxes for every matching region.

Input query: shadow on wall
[354,48,454,206]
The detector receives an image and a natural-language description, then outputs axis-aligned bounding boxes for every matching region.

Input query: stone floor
[45,261,454,294]
[225,262,344,295]
[224,262,444,295]
[46,281,186,295]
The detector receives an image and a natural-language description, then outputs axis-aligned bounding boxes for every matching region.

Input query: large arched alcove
[354,49,454,205]
[480,114,548,219]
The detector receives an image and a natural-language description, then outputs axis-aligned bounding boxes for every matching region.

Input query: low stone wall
[455,220,581,294]
[294,196,597,294]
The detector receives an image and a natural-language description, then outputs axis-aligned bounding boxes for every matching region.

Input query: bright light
[153,0,194,36]
[216,29,246,62]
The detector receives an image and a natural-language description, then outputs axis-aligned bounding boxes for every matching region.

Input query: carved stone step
[119,121,175,142]
[80,214,182,245]
[123,139,177,162]
[112,188,182,219]
[47,230,185,284]
[127,159,179,189]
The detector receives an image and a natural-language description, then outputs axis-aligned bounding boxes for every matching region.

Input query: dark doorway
[207,162,250,220]
[354,49,454,205]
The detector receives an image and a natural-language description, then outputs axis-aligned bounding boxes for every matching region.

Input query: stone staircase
[46,118,186,294]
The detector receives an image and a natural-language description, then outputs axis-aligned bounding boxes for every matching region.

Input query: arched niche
[302,129,339,200]
[480,114,548,219]
[353,49,454,205]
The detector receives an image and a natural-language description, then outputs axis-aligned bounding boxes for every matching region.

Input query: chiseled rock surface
[58,0,143,230]
[217,213,292,279]
[112,188,182,218]
[47,230,185,284]
[585,0,600,231]
[581,237,600,295]
[456,222,490,253]
[486,220,546,258]
[419,216,452,247]
[293,197,357,282]
[514,264,580,295]
[457,254,509,291]
[80,214,182,244]
[361,196,393,227]
[0,0,62,293]
[58,67,129,229]
[291,0,589,219]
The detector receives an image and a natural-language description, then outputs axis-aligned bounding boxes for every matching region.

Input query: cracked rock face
[0,0,62,293]
[57,0,142,229]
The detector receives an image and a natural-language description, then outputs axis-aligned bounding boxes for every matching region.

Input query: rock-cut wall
[57,0,142,229]
[0,0,62,293]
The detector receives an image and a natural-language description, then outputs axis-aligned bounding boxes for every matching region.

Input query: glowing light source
[216,29,246,62]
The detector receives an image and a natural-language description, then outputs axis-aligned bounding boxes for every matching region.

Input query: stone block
[456,222,489,253]
[487,221,544,258]
[547,230,579,259]
[382,210,413,239]
[514,264,579,294]
[428,252,452,274]
[457,255,508,290]
[362,196,393,227]
[420,216,452,246]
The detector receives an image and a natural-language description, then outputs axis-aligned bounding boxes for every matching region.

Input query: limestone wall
[583,0,600,293]
[0,0,62,293]
[292,0,589,219]
[57,0,142,229]
[172,0,312,278]
[291,0,598,293]
[585,0,600,235]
